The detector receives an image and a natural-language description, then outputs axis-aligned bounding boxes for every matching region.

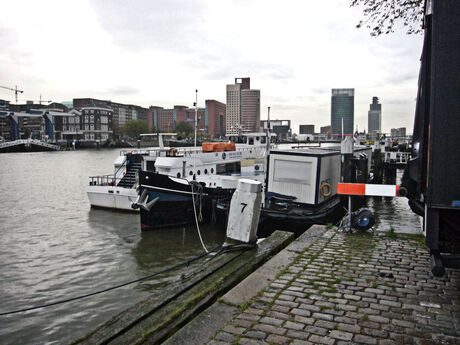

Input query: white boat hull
[87,185,138,211]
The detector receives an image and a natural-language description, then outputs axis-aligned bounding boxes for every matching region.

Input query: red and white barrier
[337,183,402,197]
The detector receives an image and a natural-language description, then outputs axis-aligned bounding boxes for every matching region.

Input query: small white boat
[86,133,190,211]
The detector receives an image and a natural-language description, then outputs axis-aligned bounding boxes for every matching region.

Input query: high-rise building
[368,97,382,134]
[226,78,260,135]
[331,88,354,136]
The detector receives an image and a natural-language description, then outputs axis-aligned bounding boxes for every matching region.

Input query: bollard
[226,179,262,244]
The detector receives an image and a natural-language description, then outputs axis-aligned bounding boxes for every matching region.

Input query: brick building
[73,98,147,137]
[147,100,226,138]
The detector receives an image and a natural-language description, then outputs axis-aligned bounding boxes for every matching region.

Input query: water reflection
[367,195,422,234]
[133,224,226,291]
[87,208,141,245]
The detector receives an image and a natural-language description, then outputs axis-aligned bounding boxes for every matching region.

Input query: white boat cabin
[153,132,275,180]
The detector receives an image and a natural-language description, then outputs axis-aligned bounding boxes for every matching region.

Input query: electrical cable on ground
[0,244,223,317]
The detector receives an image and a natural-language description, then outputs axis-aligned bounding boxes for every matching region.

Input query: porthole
[197,170,201,175]
[177,173,181,178]
[204,169,208,174]
[189,171,193,176]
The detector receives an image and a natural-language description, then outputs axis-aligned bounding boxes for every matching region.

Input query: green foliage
[175,121,194,137]
[120,120,149,138]
[350,0,424,36]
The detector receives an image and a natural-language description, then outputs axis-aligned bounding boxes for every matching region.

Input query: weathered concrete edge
[136,230,295,344]
[222,224,327,306]
[164,225,327,345]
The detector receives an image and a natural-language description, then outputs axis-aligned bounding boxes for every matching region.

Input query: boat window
[189,171,193,176]
[216,162,241,175]
[197,170,201,175]
[204,169,208,174]
[261,137,266,144]
[177,173,181,178]
[249,138,254,145]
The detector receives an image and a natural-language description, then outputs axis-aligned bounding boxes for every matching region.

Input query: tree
[175,121,194,137]
[350,0,424,36]
[120,120,149,138]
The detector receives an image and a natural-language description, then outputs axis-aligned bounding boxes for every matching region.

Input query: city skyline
[0,0,422,134]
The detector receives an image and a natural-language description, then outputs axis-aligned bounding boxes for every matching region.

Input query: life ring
[319,183,332,197]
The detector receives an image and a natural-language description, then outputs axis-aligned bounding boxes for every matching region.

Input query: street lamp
[194,89,198,147]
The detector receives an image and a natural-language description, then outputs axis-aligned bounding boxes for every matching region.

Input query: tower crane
[33,95,52,105]
[0,85,24,104]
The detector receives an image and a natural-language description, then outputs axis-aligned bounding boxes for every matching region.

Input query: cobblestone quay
[209,227,460,345]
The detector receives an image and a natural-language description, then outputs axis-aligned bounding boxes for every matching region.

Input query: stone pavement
[208,228,460,345]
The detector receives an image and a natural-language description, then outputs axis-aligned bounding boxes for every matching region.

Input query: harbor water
[0,149,421,345]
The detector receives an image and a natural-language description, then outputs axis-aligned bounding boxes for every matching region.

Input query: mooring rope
[189,180,208,253]
[0,245,222,316]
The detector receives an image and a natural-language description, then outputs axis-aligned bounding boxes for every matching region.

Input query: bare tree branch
[351,0,424,36]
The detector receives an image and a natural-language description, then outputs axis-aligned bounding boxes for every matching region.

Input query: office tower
[241,89,260,132]
[226,78,260,135]
[368,97,382,133]
[331,89,354,136]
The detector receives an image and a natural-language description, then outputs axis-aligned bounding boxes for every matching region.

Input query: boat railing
[89,174,125,186]
[118,144,273,159]
[178,145,270,157]
[383,151,411,164]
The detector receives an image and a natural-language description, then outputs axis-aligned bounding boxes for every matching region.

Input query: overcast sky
[0,0,423,134]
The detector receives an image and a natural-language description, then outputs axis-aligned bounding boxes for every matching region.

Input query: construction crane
[0,85,24,104]
[33,95,52,105]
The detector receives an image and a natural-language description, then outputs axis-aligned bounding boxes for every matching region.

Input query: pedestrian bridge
[0,139,60,152]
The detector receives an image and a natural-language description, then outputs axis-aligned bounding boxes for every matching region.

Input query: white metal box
[267,149,341,205]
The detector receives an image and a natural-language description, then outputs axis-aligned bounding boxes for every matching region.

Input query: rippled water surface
[0,149,225,345]
[0,149,421,344]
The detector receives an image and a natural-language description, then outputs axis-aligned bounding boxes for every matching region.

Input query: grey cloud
[311,87,329,95]
[0,24,34,67]
[383,71,417,85]
[266,67,294,81]
[90,0,208,52]
[107,86,140,96]
[200,58,295,83]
